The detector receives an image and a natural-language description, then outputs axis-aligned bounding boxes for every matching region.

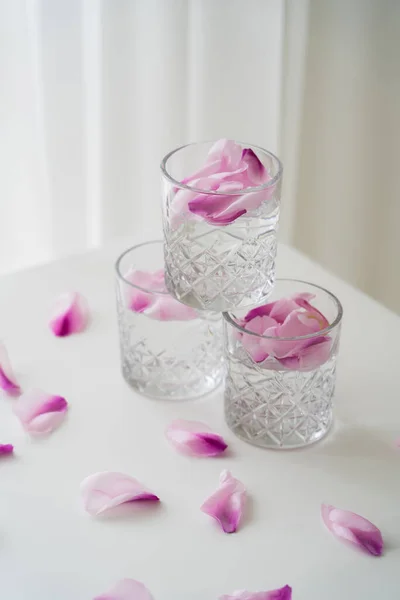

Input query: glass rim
[223,279,343,341]
[160,140,283,196]
[115,240,170,296]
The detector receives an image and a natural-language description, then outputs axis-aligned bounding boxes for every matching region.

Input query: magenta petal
[166,419,228,457]
[0,343,21,396]
[0,444,14,456]
[94,579,154,600]
[81,471,160,516]
[219,585,292,600]
[321,504,383,556]
[49,292,89,337]
[13,389,68,435]
[241,148,269,185]
[201,470,246,533]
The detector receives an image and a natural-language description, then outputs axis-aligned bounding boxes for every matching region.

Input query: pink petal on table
[0,342,21,396]
[144,296,198,321]
[94,579,154,600]
[13,389,68,435]
[166,419,227,457]
[81,472,160,516]
[241,148,270,185]
[278,337,331,370]
[201,470,246,533]
[0,444,14,456]
[321,504,383,556]
[220,585,292,600]
[49,292,89,337]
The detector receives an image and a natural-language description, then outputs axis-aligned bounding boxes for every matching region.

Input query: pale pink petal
[242,315,277,363]
[278,337,331,370]
[219,585,292,600]
[144,296,197,321]
[0,342,21,396]
[171,176,218,228]
[49,292,89,337]
[13,389,68,435]
[201,470,246,533]
[321,504,383,556]
[124,269,160,313]
[0,444,14,456]
[261,310,323,359]
[241,148,270,185]
[94,579,154,600]
[294,293,330,329]
[181,159,224,186]
[81,471,160,516]
[208,139,243,170]
[166,419,227,457]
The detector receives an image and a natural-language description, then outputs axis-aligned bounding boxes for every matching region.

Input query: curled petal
[220,585,292,600]
[94,579,154,600]
[124,270,197,321]
[241,148,270,185]
[294,293,330,329]
[0,444,14,456]
[208,139,243,170]
[201,470,246,533]
[166,419,227,457]
[321,504,383,556]
[0,342,21,396]
[81,471,160,516]
[13,389,68,435]
[49,292,89,337]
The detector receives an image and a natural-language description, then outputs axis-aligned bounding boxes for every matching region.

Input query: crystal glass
[161,141,282,312]
[223,280,343,449]
[115,241,224,400]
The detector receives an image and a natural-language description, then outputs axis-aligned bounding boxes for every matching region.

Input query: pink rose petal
[125,269,197,321]
[219,585,292,600]
[201,470,246,533]
[49,292,89,337]
[0,342,21,396]
[241,148,270,185]
[145,296,197,321]
[278,337,332,370]
[81,471,160,516]
[208,139,243,170]
[13,389,68,435]
[94,579,154,600]
[321,504,383,556]
[166,419,228,457]
[294,293,330,329]
[242,315,277,363]
[0,444,14,456]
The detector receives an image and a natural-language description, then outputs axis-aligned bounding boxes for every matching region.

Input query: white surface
[0,242,399,600]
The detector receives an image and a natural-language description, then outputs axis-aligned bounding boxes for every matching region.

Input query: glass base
[224,357,336,449]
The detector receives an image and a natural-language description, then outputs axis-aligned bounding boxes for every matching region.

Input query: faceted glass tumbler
[161,141,283,312]
[115,241,224,400]
[223,280,343,449]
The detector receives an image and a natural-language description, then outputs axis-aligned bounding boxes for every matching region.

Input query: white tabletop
[0,241,399,600]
